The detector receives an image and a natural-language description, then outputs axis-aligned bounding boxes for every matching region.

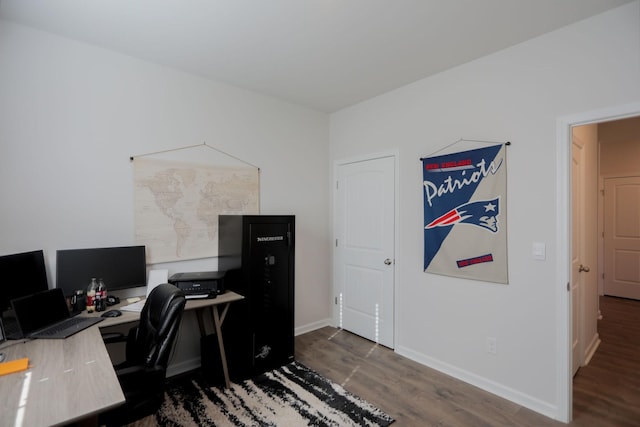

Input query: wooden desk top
[81,290,245,328]
[0,327,125,427]
[183,290,244,310]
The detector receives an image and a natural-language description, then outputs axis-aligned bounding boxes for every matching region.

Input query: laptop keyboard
[3,318,21,337]
[37,317,88,337]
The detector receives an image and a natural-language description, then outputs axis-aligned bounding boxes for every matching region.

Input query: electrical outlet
[487,337,497,355]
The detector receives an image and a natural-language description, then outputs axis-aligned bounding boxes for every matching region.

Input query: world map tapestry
[422,144,508,284]
[133,157,259,264]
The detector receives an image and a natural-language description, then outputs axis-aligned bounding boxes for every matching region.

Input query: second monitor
[56,245,147,297]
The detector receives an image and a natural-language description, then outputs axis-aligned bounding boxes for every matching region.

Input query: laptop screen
[11,288,71,336]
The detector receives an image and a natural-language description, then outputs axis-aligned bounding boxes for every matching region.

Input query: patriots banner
[422,144,508,284]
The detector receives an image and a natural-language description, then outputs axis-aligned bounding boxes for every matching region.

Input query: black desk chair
[99,283,186,427]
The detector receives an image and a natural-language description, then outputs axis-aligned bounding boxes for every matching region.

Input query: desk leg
[211,304,231,388]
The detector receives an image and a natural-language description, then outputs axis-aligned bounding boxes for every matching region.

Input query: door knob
[384,258,392,265]
[578,264,590,273]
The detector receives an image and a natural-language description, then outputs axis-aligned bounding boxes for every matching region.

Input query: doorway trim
[332,149,400,345]
[556,102,640,422]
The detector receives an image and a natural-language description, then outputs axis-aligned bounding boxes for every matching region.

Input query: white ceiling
[0,0,633,112]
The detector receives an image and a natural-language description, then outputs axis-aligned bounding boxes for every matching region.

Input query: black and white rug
[152,361,395,426]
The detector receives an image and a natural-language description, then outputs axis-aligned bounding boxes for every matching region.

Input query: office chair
[99,283,186,427]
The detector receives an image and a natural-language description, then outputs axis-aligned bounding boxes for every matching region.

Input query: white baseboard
[582,333,601,366]
[395,345,560,421]
[295,318,332,336]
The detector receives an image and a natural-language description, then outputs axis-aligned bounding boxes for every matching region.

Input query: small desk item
[101,309,122,318]
[120,299,145,312]
[146,269,168,297]
[0,357,29,376]
[116,271,168,313]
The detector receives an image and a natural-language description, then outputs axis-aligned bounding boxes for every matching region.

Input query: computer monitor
[56,245,147,297]
[0,250,50,313]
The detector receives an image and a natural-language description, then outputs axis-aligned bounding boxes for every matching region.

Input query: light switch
[532,242,546,260]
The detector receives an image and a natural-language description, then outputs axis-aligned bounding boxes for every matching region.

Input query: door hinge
[336,180,339,190]
[335,239,338,247]
[567,282,570,292]
[335,296,338,305]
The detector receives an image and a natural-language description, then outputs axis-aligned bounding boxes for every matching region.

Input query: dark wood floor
[295,296,640,426]
[571,296,640,426]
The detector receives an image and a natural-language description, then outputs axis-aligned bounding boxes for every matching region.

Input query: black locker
[218,215,295,381]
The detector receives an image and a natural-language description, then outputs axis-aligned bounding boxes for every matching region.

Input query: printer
[168,271,226,299]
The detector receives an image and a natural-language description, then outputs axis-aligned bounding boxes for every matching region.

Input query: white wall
[330,1,640,421]
[0,20,332,371]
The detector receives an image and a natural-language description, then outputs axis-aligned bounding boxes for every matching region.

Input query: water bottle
[95,278,107,312]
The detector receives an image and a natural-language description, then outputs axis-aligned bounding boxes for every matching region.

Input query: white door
[335,156,395,348]
[604,176,640,300]
[571,140,584,376]
[571,129,599,376]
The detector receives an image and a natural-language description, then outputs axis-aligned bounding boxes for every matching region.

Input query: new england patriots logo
[425,198,500,232]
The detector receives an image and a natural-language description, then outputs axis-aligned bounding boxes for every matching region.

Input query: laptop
[11,288,103,339]
[0,318,4,363]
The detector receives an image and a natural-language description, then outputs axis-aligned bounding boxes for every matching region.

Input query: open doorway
[572,115,640,376]
[598,117,640,300]
[558,105,640,421]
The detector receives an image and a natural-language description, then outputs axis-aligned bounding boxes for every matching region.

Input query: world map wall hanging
[131,144,259,264]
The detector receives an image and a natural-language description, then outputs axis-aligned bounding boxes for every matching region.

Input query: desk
[83,290,245,388]
[0,290,243,427]
[0,327,125,427]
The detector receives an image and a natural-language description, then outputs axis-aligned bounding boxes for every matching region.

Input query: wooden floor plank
[296,296,640,426]
[130,295,640,426]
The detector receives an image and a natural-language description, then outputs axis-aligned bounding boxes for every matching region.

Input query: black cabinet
[218,215,295,380]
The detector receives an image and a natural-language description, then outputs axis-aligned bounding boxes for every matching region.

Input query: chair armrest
[102,325,138,345]
[101,332,127,344]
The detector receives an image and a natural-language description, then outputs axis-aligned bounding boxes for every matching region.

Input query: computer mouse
[101,310,122,318]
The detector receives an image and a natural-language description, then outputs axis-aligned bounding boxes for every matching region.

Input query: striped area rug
[153,361,395,426]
